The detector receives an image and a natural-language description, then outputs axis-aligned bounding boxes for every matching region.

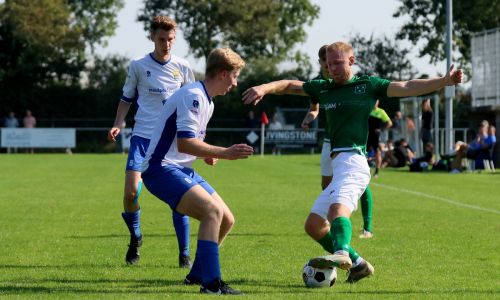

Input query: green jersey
[303,75,390,154]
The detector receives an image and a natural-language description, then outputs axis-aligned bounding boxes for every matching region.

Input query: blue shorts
[142,164,215,211]
[126,135,150,172]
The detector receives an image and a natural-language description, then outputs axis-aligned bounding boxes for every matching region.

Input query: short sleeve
[303,80,321,99]
[182,63,195,86]
[176,94,202,138]
[369,77,391,99]
[380,109,391,123]
[121,61,138,102]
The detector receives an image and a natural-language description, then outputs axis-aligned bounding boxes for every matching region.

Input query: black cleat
[200,279,243,295]
[346,260,374,283]
[179,255,192,269]
[125,236,142,265]
[183,274,201,285]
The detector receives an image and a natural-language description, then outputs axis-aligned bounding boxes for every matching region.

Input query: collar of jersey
[199,81,212,103]
[149,53,172,66]
[330,75,358,87]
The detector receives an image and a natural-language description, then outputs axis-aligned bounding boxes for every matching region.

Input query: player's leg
[176,186,241,295]
[121,169,143,264]
[121,136,148,264]
[359,186,374,238]
[172,211,191,268]
[310,152,371,270]
[209,192,235,245]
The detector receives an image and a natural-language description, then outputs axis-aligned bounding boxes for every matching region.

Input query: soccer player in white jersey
[142,48,252,295]
[107,16,195,266]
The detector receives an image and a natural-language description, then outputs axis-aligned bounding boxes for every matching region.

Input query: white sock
[352,257,364,268]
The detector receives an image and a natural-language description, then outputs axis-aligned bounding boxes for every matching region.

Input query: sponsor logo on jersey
[146,70,151,77]
[184,177,192,184]
[354,84,366,94]
[323,102,339,110]
[193,100,199,108]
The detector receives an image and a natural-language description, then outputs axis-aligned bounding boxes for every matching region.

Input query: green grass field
[0,154,499,299]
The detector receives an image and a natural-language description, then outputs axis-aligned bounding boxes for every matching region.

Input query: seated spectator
[409,142,435,172]
[449,120,493,172]
[382,138,415,168]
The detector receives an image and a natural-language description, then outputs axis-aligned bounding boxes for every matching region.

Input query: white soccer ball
[302,263,337,288]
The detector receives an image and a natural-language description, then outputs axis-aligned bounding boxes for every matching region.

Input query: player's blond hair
[326,41,353,55]
[150,16,176,34]
[205,48,246,78]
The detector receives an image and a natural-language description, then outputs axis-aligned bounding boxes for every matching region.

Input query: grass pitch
[0,154,499,299]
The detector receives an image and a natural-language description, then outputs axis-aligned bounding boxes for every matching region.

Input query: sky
[96,0,448,77]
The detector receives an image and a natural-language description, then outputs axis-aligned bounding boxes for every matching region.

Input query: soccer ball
[302,263,337,288]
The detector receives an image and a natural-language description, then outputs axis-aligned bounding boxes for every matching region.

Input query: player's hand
[107,127,120,142]
[444,64,464,85]
[204,157,218,166]
[222,143,254,160]
[242,86,266,105]
[301,120,310,131]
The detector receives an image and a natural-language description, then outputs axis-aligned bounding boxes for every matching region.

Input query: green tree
[394,0,500,67]
[0,0,124,115]
[349,33,417,81]
[138,0,319,62]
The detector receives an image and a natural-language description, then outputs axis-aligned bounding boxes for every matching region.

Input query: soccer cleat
[200,279,243,295]
[179,255,192,269]
[183,274,201,285]
[359,230,374,239]
[125,236,142,265]
[346,260,374,283]
[308,253,352,271]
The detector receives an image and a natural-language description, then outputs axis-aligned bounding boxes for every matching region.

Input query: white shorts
[320,140,333,177]
[311,152,371,219]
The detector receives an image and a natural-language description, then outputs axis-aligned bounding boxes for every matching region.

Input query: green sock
[348,245,360,262]
[330,217,352,253]
[317,232,334,253]
[360,187,373,232]
[317,232,360,262]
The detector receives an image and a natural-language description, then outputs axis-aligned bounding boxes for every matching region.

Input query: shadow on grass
[66,232,280,239]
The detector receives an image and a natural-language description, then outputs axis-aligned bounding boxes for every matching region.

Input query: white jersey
[121,53,195,138]
[142,81,214,171]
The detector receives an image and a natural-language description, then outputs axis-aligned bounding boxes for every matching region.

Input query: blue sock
[122,210,142,240]
[173,211,190,257]
[187,251,202,281]
[198,240,221,286]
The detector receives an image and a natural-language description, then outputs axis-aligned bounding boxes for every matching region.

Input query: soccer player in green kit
[301,45,375,239]
[243,41,463,283]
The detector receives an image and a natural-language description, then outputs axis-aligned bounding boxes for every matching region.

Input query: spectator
[410,142,435,172]
[486,125,496,162]
[268,113,283,155]
[4,111,19,153]
[390,111,403,141]
[421,99,433,149]
[382,138,415,168]
[449,121,492,172]
[23,110,36,154]
[245,111,260,129]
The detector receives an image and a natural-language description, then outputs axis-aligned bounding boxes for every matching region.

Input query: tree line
[0,0,497,130]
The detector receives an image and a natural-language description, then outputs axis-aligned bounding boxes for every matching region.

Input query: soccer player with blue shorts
[142,48,253,294]
[243,41,463,283]
[107,16,195,266]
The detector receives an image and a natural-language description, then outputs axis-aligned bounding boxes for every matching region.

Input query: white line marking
[371,182,500,215]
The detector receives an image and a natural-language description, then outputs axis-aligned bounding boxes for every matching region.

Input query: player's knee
[223,211,235,229]
[304,217,326,239]
[205,203,224,224]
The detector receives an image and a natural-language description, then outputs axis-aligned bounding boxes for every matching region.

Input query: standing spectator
[4,111,19,153]
[268,113,283,155]
[421,99,433,149]
[23,110,36,154]
[390,111,403,141]
[245,110,259,129]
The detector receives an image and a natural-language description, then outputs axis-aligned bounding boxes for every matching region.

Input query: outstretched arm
[387,64,463,98]
[242,80,307,105]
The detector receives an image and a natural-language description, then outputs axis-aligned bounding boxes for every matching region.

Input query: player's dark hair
[150,16,176,34]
